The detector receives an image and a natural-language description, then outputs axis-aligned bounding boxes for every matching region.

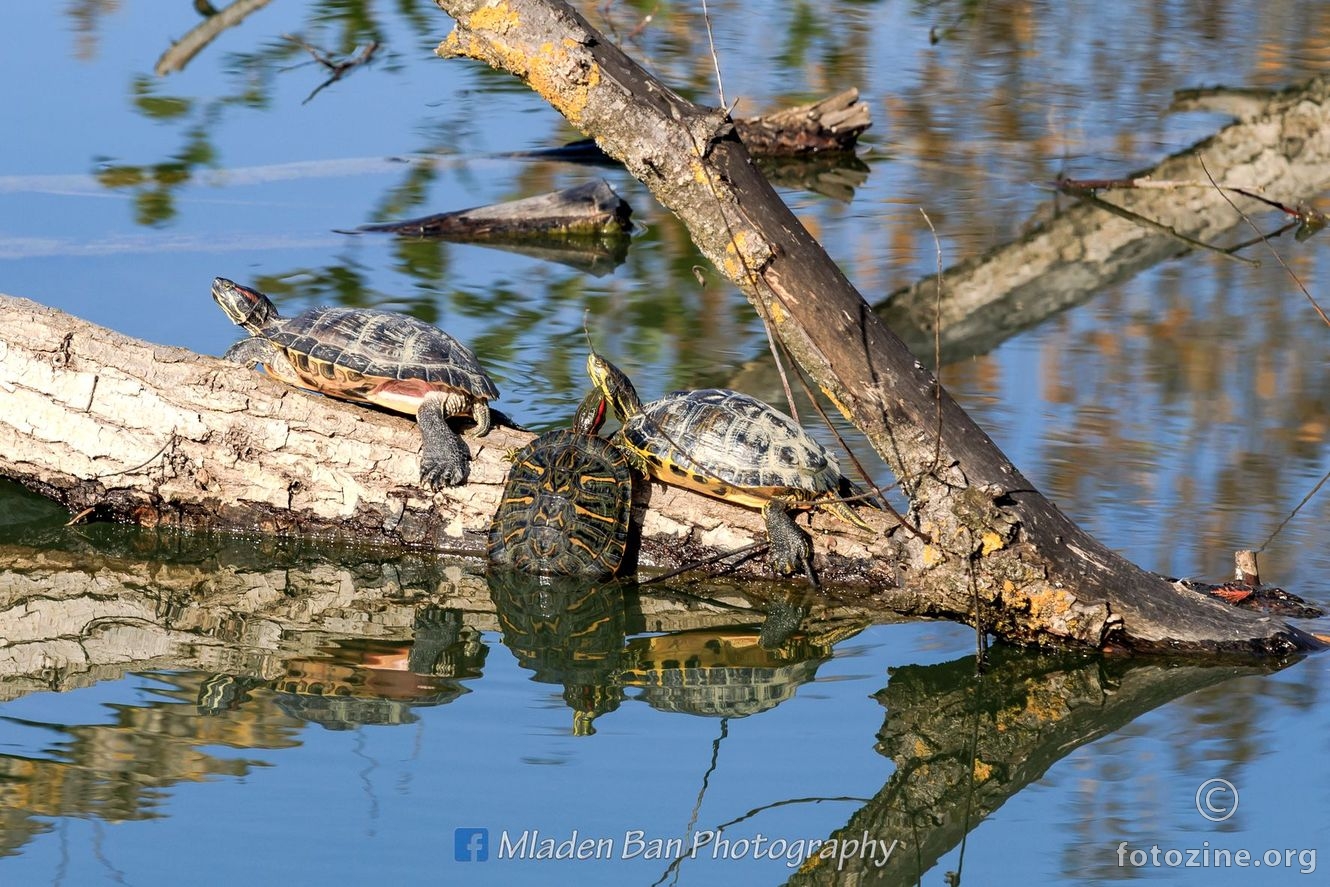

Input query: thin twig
[699,0,726,110]
[1257,464,1330,553]
[284,35,380,105]
[1198,155,1330,327]
[1063,185,1259,267]
[920,206,946,479]
[638,541,768,585]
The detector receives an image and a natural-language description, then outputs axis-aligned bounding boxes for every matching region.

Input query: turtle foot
[418,395,471,489]
[421,447,469,489]
[763,500,815,584]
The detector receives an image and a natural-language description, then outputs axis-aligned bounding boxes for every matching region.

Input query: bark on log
[0,294,899,587]
[431,0,1320,655]
[880,76,1330,362]
[733,88,871,156]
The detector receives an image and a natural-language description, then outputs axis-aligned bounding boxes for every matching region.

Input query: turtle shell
[488,429,633,578]
[620,388,844,509]
[270,306,498,404]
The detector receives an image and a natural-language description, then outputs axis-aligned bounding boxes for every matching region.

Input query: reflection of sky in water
[3,1,1330,884]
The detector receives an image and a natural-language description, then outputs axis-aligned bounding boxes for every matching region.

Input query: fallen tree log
[513,89,871,163]
[733,87,870,156]
[430,0,1321,655]
[0,294,900,587]
[353,178,632,238]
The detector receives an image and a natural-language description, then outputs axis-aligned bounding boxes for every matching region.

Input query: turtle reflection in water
[488,570,628,735]
[622,624,861,718]
[490,566,864,728]
[212,276,499,488]
[196,608,487,730]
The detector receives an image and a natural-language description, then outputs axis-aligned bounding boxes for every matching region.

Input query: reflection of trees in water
[87,1,436,226]
[0,607,487,857]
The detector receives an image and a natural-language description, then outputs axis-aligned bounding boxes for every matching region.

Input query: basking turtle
[488,390,633,578]
[212,277,498,488]
[586,351,871,579]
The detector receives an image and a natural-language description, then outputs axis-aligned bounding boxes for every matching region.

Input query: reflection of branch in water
[284,34,380,105]
[155,0,274,76]
[651,791,876,887]
[663,717,730,887]
[784,648,1286,886]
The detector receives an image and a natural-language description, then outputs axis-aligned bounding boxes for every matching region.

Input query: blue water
[3,1,1330,884]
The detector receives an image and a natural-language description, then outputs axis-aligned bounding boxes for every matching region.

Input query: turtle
[586,351,872,579]
[211,276,498,489]
[487,390,633,578]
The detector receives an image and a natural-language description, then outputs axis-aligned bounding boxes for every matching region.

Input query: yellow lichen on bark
[439,7,599,125]
[467,2,521,34]
[1022,585,1081,625]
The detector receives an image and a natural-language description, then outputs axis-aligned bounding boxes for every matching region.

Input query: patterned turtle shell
[269,306,498,404]
[623,388,847,509]
[487,393,633,578]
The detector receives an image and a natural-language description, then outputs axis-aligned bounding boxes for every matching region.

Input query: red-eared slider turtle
[212,277,498,488]
[488,391,633,578]
[586,351,870,579]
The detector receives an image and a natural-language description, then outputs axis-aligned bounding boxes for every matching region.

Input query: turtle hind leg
[762,498,816,585]
[418,391,470,488]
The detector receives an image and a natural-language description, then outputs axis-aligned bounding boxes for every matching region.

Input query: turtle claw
[421,433,469,489]
[421,457,466,490]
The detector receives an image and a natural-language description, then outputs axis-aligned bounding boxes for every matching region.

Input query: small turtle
[586,351,871,579]
[488,390,633,578]
[212,277,498,488]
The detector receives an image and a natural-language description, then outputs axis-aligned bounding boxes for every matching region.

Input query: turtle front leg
[223,336,295,375]
[417,390,471,489]
[762,498,816,585]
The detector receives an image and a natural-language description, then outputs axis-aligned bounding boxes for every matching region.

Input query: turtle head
[571,389,609,436]
[212,277,279,334]
[586,351,643,421]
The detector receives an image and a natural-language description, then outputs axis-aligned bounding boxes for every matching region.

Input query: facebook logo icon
[454,828,489,862]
